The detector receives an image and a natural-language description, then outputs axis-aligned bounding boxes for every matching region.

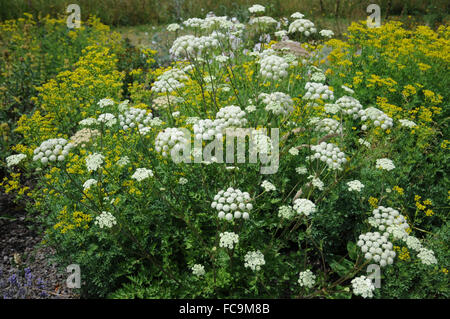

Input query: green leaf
[329,258,354,277]
[347,241,358,261]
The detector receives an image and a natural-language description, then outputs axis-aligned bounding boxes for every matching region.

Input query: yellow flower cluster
[393,246,411,261]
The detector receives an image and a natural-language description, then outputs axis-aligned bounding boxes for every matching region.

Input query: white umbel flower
[399,119,417,128]
[248,4,265,14]
[259,55,289,81]
[6,154,27,167]
[244,250,265,271]
[259,92,294,116]
[155,128,189,157]
[288,19,316,36]
[132,168,154,182]
[85,153,104,172]
[293,198,316,216]
[97,113,117,127]
[212,187,252,221]
[191,264,205,276]
[298,270,316,288]
[417,248,437,265]
[33,138,74,164]
[347,180,365,192]
[167,23,181,32]
[97,98,114,108]
[376,158,395,171]
[261,180,276,192]
[357,231,395,267]
[83,179,97,191]
[351,275,375,298]
[278,205,295,219]
[319,29,334,38]
[308,142,347,171]
[303,82,334,101]
[94,211,117,229]
[219,232,239,249]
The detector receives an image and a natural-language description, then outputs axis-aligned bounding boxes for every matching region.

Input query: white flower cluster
[288,147,299,155]
[288,19,317,36]
[98,113,117,127]
[248,4,265,14]
[319,29,334,38]
[83,178,97,191]
[151,67,189,93]
[191,264,205,276]
[351,275,375,298]
[131,168,154,182]
[357,232,395,267]
[347,180,365,192]
[153,95,184,111]
[183,18,204,28]
[291,12,305,19]
[259,55,289,80]
[308,142,347,170]
[259,92,294,116]
[307,175,324,190]
[219,232,239,249]
[293,198,316,216]
[310,117,342,135]
[323,103,340,114]
[85,153,105,172]
[358,138,371,148]
[368,206,409,234]
[97,98,114,108]
[178,177,188,185]
[155,128,189,157]
[79,117,98,127]
[417,248,437,265]
[278,205,295,219]
[244,250,265,271]
[6,154,27,167]
[261,180,276,192]
[212,187,253,220]
[296,166,308,175]
[303,82,334,101]
[399,119,417,128]
[298,270,316,288]
[249,16,277,25]
[167,23,182,32]
[310,71,326,82]
[119,107,153,132]
[375,158,395,171]
[169,34,219,58]
[358,107,393,130]
[94,211,117,229]
[193,118,223,140]
[117,156,130,167]
[405,236,421,251]
[215,105,248,128]
[193,105,247,140]
[334,96,363,117]
[33,138,74,164]
[250,129,273,154]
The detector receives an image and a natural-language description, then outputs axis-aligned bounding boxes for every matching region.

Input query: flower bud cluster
[212,187,253,220]
[155,128,189,157]
[308,142,347,170]
[33,138,74,164]
[357,231,396,267]
[303,82,334,101]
